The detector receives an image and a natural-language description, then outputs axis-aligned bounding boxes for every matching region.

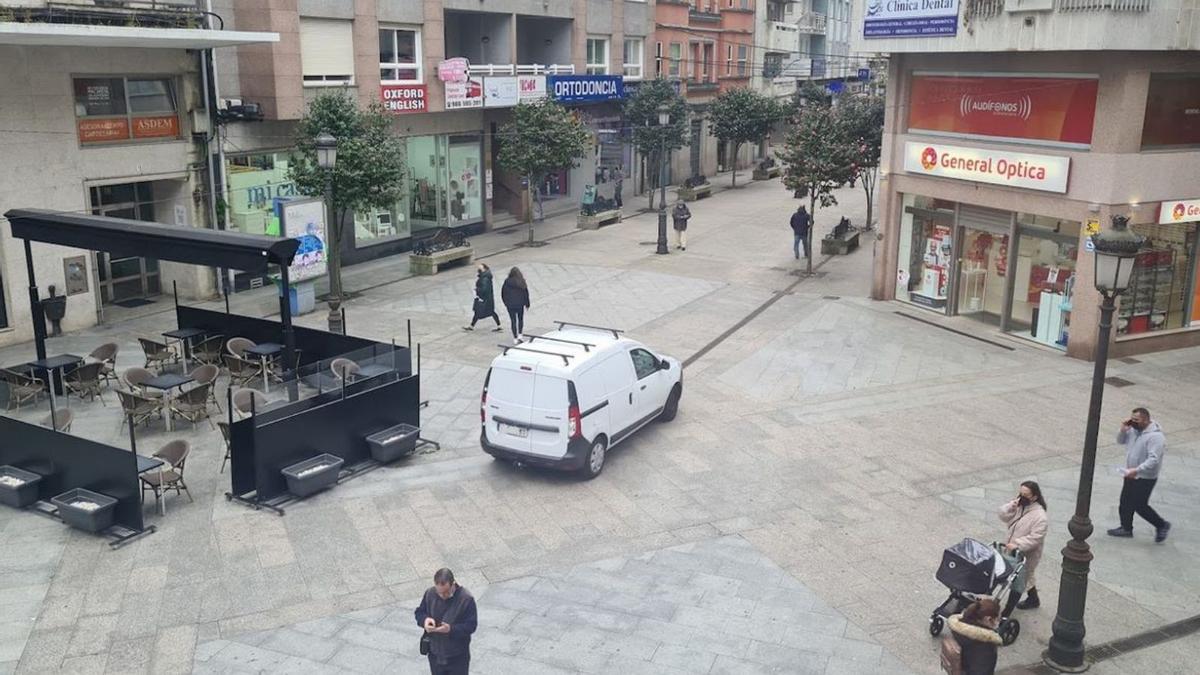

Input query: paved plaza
[2,174,1199,674]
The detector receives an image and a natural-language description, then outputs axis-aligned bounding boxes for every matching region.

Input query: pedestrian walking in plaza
[501,267,530,345]
[415,568,477,675]
[613,165,624,208]
[943,598,1001,675]
[790,205,811,259]
[1107,407,1171,542]
[998,481,1048,610]
[672,199,691,250]
[463,264,502,332]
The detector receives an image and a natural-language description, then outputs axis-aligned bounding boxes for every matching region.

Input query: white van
[480,321,683,478]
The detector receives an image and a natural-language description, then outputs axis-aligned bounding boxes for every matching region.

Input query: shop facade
[874,51,1200,361]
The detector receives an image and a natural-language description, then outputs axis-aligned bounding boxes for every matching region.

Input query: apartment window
[702,43,712,80]
[655,42,663,77]
[737,45,748,76]
[586,38,610,75]
[73,76,180,145]
[623,38,644,79]
[379,27,421,83]
[301,18,355,85]
[669,43,682,78]
[725,45,733,76]
[1141,73,1200,149]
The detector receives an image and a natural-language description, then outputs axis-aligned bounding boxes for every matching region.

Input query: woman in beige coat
[998,480,1048,610]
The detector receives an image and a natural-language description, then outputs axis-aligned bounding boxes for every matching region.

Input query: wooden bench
[410,245,473,275]
[577,209,622,230]
[820,217,861,256]
[678,183,712,202]
[752,165,781,180]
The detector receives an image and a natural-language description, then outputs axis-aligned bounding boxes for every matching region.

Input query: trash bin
[366,423,420,463]
[281,453,344,498]
[275,278,316,316]
[0,465,42,508]
[51,488,117,533]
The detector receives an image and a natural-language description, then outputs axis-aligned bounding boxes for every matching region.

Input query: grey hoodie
[1117,420,1166,480]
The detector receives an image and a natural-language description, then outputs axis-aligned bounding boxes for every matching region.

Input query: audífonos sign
[908,74,1098,148]
[902,141,1070,193]
[864,0,959,39]
[548,75,624,104]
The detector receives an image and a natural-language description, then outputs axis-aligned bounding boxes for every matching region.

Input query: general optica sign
[908,74,1099,148]
[1158,198,1200,224]
[902,141,1070,193]
[548,75,624,104]
[863,0,958,38]
[380,84,428,114]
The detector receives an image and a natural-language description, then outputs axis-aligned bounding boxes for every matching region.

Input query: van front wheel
[580,437,607,480]
[659,385,682,422]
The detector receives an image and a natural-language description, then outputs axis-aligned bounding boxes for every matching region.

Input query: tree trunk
[327,208,345,301]
[730,142,739,188]
[862,168,876,231]
[806,192,817,275]
[525,175,535,246]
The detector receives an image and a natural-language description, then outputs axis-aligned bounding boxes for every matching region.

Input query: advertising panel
[484,77,519,108]
[1158,198,1200,225]
[77,118,130,144]
[445,77,484,110]
[381,84,428,114]
[281,198,327,283]
[131,114,180,140]
[864,0,959,38]
[517,75,547,102]
[908,74,1098,147]
[437,58,469,83]
[548,75,624,104]
[902,141,1070,193]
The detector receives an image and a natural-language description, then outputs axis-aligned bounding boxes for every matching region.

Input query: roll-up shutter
[959,205,1012,234]
[300,18,355,84]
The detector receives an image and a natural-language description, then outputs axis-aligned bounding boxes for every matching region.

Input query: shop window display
[897,194,955,310]
[1008,216,1080,349]
[225,153,300,236]
[1119,222,1196,336]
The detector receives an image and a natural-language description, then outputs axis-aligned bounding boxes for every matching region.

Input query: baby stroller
[929,537,1024,646]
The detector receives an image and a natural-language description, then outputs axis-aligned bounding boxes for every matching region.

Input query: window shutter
[300,18,355,81]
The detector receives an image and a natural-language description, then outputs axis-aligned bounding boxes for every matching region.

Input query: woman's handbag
[419,633,431,655]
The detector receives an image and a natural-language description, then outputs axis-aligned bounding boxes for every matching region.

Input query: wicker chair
[116,389,163,431]
[138,337,178,372]
[1,367,44,410]
[39,409,74,433]
[330,358,361,383]
[86,343,119,388]
[122,367,163,398]
[231,387,272,418]
[226,337,256,359]
[218,421,232,473]
[188,364,222,412]
[223,353,262,388]
[191,335,225,366]
[169,382,215,430]
[140,440,192,508]
[64,362,106,405]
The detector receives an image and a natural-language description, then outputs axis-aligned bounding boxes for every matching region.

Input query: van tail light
[480,389,487,425]
[568,405,582,439]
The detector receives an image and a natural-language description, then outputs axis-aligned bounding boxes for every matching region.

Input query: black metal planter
[365,423,420,464]
[51,488,117,533]
[0,465,43,508]
[281,454,344,498]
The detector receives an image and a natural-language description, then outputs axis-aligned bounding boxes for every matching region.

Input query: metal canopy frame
[4,208,300,372]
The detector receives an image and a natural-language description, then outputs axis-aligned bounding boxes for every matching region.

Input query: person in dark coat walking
[415,568,478,675]
[790,205,811,260]
[463,263,501,332]
[672,199,691,251]
[500,267,530,345]
[946,598,1001,675]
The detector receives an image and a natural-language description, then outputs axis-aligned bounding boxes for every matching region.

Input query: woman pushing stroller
[998,481,1048,610]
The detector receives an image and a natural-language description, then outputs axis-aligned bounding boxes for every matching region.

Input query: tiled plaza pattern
[0,174,1197,674]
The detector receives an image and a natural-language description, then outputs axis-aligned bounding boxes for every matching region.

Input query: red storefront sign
[77,118,130,143]
[908,74,1099,147]
[380,84,428,114]
[131,114,179,139]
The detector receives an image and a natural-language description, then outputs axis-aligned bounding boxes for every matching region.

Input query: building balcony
[688,8,723,24]
[0,2,276,49]
[467,63,575,76]
[686,79,720,94]
[767,21,800,52]
[796,12,828,34]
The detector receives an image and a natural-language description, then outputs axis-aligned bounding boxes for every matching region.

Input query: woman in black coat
[500,267,530,345]
[947,598,1002,675]
[464,263,501,331]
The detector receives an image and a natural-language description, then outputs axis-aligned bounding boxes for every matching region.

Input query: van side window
[630,349,659,380]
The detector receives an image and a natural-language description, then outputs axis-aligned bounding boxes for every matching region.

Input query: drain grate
[1119,357,1142,364]
[1105,376,1136,388]
[822,295,841,300]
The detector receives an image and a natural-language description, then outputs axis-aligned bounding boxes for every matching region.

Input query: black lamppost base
[1043,651,1090,673]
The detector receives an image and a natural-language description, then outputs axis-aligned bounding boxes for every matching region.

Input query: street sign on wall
[902,141,1071,193]
[864,0,959,38]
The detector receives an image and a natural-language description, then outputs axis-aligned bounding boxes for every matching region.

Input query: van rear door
[527,370,569,460]
[484,363,535,453]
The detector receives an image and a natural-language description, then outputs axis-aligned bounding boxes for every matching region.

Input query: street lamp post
[656,105,670,256]
[314,132,341,334]
[1044,214,1143,672]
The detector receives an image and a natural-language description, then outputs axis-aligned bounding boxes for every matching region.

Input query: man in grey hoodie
[1107,407,1171,543]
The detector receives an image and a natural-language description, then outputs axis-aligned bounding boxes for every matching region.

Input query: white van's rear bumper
[481,430,590,471]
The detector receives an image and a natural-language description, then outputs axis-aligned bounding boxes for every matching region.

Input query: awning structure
[0,22,278,49]
[5,209,297,273]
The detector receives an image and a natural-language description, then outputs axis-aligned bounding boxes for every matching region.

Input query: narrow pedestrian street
[2,176,1198,674]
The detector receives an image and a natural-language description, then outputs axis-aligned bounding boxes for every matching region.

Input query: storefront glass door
[89,182,161,304]
[1005,216,1080,350]
[897,194,956,312]
[403,134,484,235]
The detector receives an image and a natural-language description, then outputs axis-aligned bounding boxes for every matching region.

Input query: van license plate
[499,423,528,438]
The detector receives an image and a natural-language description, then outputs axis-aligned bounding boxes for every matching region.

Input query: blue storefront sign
[857,68,871,81]
[548,75,625,104]
[863,0,959,39]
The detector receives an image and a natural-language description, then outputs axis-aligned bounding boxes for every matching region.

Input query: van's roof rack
[522,334,596,352]
[553,320,624,339]
[497,344,575,366]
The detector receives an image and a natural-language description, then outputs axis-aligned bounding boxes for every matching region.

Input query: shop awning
[5,209,297,273]
[0,22,278,49]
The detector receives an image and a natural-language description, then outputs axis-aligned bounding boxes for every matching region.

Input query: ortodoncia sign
[548,75,625,104]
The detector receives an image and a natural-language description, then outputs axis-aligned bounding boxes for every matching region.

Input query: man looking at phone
[415,568,477,674]
[1107,407,1171,543]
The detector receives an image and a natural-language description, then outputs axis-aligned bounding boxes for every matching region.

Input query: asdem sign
[903,141,1070,193]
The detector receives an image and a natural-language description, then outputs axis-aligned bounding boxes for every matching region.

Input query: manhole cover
[1119,357,1142,364]
[1105,377,1135,388]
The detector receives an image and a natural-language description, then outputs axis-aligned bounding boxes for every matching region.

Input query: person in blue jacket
[415,568,478,674]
